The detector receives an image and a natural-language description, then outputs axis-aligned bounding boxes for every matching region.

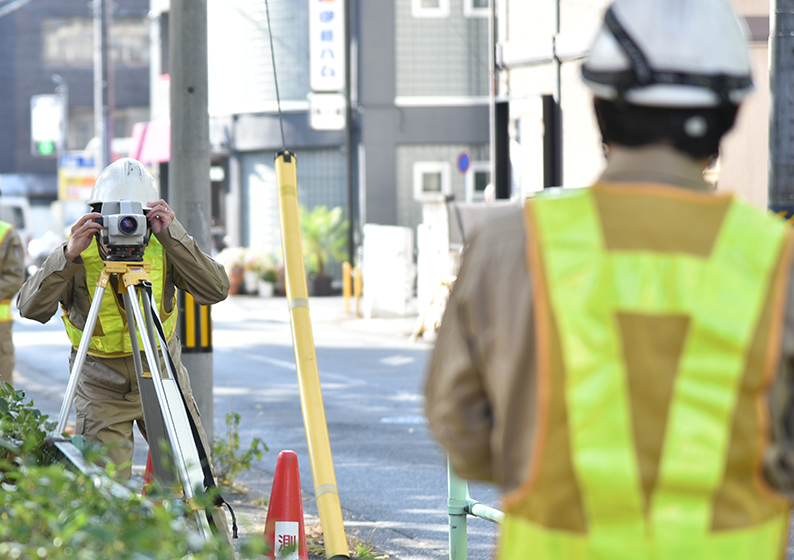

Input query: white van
[0,196,33,271]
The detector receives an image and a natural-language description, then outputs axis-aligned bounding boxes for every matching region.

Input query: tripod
[55,259,214,539]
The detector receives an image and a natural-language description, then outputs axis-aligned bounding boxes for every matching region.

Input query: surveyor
[0,190,26,386]
[17,158,232,541]
[425,0,794,557]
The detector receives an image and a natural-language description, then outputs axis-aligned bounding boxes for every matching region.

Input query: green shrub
[0,382,266,559]
[213,412,268,490]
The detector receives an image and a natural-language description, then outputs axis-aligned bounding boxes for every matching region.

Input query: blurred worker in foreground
[16,158,232,543]
[425,0,794,557]
[0,190,26,386]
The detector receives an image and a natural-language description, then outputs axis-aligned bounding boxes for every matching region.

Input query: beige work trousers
[0,321,14,385]
[68,336,233,547]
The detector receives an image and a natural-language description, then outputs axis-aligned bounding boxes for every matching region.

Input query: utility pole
[769,0,794,216]
[169,0,215,442]
[52,74,69,153]
[93,0,112,170]
[345,0,356,262]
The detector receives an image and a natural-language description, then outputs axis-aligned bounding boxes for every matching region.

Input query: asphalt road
[12,294,501,560]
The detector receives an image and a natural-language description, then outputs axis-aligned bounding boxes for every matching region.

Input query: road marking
[380,416,427,424]
[379,355,415,366]
[245,354,366,386]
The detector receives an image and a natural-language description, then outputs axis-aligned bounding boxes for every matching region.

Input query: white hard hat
[581,0,754,107]
[88,158,159,206]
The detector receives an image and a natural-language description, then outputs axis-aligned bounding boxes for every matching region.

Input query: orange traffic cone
[263,450,308,560]
[141,451,154,496]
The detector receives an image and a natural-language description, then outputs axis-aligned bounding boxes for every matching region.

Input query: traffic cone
[263,450,308,560]
[141,451,154,496]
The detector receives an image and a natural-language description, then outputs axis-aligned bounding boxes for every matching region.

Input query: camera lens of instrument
[119,216,138,235]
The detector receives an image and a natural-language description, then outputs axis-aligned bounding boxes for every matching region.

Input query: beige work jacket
[424,145,794,500]
[16,218,230,368]
[0,225,25,304]
[0,225,26,383]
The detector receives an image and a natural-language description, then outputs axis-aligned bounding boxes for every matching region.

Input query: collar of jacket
[598,144,714,192]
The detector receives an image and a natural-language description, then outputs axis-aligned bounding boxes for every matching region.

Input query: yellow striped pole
[275,150,349,559]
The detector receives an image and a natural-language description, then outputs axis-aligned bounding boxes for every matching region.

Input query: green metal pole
[448,458,469,560]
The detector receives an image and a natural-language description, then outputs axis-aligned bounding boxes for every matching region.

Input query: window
[42,17,150,66]
[412,0,450,18]
[413,162,451,202]
[110,19,150,66]
[464,0,489,18]
[465,162,491,202]
[42,18,93,66]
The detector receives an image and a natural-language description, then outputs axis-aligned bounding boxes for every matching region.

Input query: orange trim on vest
[755,229,794,506]
[505,201,552,509]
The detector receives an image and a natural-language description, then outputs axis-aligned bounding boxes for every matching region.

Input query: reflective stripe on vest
[501,186,792,560]
[0,221,12,248]
[0,299,11,322]
[61,237,177,358]
[0,222,14,322]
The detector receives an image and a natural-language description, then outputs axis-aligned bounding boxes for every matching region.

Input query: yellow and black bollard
[178,291,212,353]
[342,262,352,314]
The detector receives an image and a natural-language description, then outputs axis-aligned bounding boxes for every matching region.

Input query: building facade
[499,0,771,208]
[0,0,150,237]
[151,0,492,281]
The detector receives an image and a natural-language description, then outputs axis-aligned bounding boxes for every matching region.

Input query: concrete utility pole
[93,0,113,170]
[769,0,794,215]
[168,0,215,442]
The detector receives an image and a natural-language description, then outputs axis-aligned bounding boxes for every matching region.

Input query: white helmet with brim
[581,0,754,108]
[88,158,159,207]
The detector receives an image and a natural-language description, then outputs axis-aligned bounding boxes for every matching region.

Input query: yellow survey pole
[275,150,349,559]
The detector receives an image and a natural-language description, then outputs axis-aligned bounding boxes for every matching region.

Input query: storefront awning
[130,119,170,163]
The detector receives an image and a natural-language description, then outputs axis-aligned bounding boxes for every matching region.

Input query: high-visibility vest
[0,221,13,322]
[501,184,793,560]
[61,237,177,358]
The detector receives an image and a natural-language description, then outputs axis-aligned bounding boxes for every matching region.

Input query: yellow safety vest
[61,237,177,358]
[501,184,793,560]
[0,221,13,322]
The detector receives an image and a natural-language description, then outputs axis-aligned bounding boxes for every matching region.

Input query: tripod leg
[55,284,107,436]
[126,283,212,539]
[122,290,178,488]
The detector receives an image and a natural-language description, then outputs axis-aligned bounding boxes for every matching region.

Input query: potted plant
[242,249,265,295]
[258,266,279,297]
[299,205,348,296]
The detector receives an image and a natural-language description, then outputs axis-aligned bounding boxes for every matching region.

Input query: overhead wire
[263,0,286,152]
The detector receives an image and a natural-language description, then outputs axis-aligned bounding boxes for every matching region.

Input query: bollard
[342,262,352,314]
[353,267,362,317]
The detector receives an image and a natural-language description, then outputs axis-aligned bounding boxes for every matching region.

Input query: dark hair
[593,98,739,159]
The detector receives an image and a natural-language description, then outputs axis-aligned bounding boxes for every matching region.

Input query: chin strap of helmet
[582,6,753,104]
